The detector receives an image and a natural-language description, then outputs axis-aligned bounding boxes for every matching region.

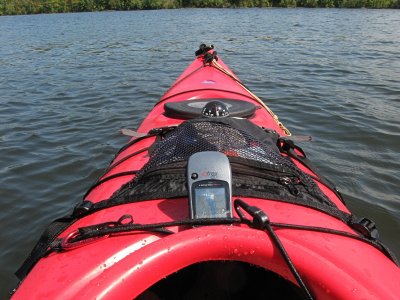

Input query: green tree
[319,0,335,7]
[2,0,400,16]
[279,0,297,6]
[299,0,318,6]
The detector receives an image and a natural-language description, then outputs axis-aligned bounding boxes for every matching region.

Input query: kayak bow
[12,45,399,300]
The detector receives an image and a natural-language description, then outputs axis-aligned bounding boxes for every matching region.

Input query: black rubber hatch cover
[164,99,257,119]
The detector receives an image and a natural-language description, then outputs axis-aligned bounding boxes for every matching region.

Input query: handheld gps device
[187,151,232,219]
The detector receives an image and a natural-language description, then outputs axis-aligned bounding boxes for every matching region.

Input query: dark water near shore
[1,8,399,297]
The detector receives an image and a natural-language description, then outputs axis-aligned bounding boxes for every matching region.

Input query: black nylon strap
[16,123,397,281]
[15,215,77,280]
[278,138,345,204]
[15,126,176,281]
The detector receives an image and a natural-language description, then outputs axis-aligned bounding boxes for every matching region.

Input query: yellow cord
[211,60,291,136]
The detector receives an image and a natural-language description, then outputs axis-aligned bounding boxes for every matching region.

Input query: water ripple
[1,9,399,297]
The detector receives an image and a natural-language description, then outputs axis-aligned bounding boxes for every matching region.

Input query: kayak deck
[12,45,400,300]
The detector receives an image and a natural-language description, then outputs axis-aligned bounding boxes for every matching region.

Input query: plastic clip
[350,217,379,240]
[73,201,93,217]
[234,199,269,229]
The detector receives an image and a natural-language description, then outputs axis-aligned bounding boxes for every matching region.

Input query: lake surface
[1,8,399,297]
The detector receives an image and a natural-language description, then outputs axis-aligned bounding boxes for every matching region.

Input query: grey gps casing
[187,151,232,219]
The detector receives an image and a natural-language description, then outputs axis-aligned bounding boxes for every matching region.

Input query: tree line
[1,0,399,15]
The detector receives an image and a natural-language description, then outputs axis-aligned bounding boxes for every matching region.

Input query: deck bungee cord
[30,198,396,299]
[15,117,398,284]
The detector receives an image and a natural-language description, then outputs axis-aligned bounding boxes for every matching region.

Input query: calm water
[1,8,399,296]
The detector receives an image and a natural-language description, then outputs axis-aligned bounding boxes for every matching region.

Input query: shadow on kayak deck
[137,261,306,300]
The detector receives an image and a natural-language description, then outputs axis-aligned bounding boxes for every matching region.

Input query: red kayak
[13,45,399,300]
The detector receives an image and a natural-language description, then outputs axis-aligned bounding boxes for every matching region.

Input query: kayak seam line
[157,88,257,104]
[158,64,204,103]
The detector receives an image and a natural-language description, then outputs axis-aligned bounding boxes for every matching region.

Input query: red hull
[13,47,399,300]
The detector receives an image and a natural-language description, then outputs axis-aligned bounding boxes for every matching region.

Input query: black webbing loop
[234,199,314,300]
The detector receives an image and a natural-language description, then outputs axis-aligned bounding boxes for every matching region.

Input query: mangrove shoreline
[1,0,399,16]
